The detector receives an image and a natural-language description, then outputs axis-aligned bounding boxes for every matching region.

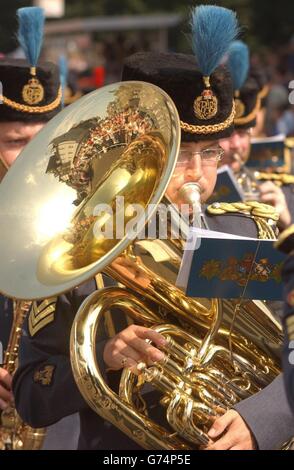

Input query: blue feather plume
[17,7,45,67]
[191,5,240,77]
[59,55,68,108]
[227,40,250,91]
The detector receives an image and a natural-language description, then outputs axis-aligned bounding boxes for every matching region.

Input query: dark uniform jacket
[12,210,294,450]
[280,254,294,415]
[13,276,141,450]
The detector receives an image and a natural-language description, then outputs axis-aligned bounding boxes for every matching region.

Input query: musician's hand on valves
[0,367,13,410]
[259,181,291,230]
[206,410,256,450]
[103,325,167,373]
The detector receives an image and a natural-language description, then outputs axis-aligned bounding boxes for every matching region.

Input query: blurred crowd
[47,32,294,138]
[256,37,294,136]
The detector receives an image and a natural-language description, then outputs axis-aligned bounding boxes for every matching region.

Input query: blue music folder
[176,229,286,301]
[247,134,286,170]
[207,165,244,204]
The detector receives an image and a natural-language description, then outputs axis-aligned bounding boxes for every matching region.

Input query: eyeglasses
[178,147,224,165]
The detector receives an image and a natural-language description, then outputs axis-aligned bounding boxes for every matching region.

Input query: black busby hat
[0,7,61,122]
[122,52,235,141]
[233,76,261,130]
[227,41,261,129]
[122,5,239,142]
[0,59,61,122]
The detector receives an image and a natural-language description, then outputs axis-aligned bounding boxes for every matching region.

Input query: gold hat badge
[22,66,45,105]
[194,75,218,120]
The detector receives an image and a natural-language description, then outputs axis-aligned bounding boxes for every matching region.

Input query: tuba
[0,82,283,449]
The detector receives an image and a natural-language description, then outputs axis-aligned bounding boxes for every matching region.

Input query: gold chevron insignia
[28,297,57,337]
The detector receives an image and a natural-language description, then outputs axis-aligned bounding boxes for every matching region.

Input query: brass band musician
[10,5,294,450]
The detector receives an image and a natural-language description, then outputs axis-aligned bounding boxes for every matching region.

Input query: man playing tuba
[12,5,294,450]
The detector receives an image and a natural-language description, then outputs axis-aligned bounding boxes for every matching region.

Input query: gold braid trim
[258,84,270,100]
[207,201,279,239]
[180,101,235,135]
[0,86,62,114]
[234,96,261,126]
[255,172,294,185]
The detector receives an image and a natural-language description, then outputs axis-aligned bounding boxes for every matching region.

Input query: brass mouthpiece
[179,183,202,207]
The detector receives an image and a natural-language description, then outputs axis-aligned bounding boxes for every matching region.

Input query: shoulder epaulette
[207,201,279,221]
[207,201,279,239]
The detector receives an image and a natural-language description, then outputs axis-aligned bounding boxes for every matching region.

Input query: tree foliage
[0,0,33,53]
[63,0,294,49]
[1,0,293,53]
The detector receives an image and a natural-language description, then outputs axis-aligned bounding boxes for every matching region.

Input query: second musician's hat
[122,5,239,141]
[250,63,270,108]
[227,40,261,129]
[0,7,61,122]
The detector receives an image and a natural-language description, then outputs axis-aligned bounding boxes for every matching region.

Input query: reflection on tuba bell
[0,82,282,449]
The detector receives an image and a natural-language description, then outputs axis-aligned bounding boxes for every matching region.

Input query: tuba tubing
[0,81,284,449]
[70,288,191,450]
[0,301,46,450]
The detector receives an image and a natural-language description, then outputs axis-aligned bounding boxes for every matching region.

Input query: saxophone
[0,301,46,450]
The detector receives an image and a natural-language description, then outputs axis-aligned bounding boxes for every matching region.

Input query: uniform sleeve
[234,251,294,449]
[281,254,294,415]
[234,374,294,449]
[13,280,100,428]
[282,339,294,416]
